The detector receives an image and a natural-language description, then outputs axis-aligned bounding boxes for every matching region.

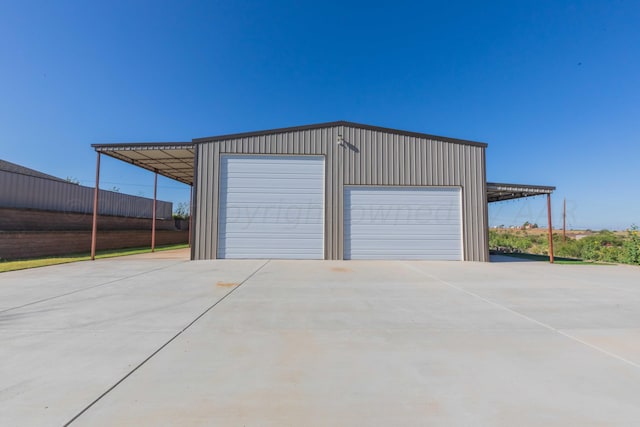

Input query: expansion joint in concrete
[63,260,270,426]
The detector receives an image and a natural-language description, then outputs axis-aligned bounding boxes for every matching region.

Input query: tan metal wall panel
[481,149,490,258]
[211,143,220,259]
[193,141,219,260]
[192,124,489,261]
[339,125,488,262]
[192,143,204,259]
[192,126,338,260]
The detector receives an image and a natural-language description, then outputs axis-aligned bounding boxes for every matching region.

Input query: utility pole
[563,198,566,243]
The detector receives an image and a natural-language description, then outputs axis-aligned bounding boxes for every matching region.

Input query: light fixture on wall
[337,134,345,146]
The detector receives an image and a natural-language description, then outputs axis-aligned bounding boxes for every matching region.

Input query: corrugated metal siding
[192,141,218,260]
[192,124,488,261]
[341,127,488,261]
[0,170,172,219]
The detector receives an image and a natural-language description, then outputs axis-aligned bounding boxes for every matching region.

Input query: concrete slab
[0,258,266,426]
[1,258,639,426]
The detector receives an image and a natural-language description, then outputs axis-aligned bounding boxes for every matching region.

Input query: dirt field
[491,227,627,239]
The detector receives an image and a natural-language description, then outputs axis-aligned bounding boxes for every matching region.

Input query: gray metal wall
[192,124,489,261]
[0,170,173,219]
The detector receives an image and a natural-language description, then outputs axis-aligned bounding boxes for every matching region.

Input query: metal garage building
[92,121,555,262]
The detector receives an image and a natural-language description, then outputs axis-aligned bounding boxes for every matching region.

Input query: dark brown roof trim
[486,182,556,203]
[487,182,556,191]
[192,121,488,148]
[92,142,193,150]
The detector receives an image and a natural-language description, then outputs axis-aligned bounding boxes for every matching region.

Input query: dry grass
[0,244,189,273]
[493,227,627,238]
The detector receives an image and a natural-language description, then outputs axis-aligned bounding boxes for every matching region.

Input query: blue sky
[1,0,638,229]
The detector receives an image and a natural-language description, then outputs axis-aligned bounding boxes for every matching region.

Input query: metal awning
[487,182,555,203]
[91,144,556,203]
[92,143,195,185]
[486,182,557,263]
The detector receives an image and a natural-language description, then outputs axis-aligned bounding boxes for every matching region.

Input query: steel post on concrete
[151,170,158,252]
[188,185,193,248]
[547,193,554,264]
[91,152,101,260]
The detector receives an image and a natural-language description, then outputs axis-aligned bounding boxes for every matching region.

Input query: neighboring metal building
[0,159,173,219]
[92,121,555,262]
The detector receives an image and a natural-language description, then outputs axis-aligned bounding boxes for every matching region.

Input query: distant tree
[173,202,190,220]
[65,176,80,184]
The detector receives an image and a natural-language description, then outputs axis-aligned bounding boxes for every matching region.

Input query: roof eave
[486,182,556,203]
[192,121,488,148]
[487,182,556,192]
[92,142,193,150]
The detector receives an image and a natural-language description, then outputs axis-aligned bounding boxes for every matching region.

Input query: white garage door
[344,187,462,260]
[218,155,324,259]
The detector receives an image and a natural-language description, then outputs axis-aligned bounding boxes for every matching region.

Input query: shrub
[622,225,640,265]
[489,226,639,265]
[555,238,582,259]
[489,230,533,252]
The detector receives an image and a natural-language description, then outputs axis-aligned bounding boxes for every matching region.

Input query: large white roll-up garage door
[218,155,324,259]
[344,187,462,260]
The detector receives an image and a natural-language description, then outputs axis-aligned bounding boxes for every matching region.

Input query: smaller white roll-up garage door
[218,155,324,259]
[344,187,462,260]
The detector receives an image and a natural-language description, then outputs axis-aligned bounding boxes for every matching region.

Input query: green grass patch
[0,244,189,273]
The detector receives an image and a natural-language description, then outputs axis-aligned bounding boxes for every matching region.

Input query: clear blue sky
[1,1,638,229]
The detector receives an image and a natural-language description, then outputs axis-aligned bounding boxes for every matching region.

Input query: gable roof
[0,159,68,183]
[91,121,489,186]
[192,121,487,148]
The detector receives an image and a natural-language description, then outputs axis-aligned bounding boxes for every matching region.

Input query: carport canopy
[486,181,557,263]
[487,182,555,203]
[92,142,196,185]
[91,145,557,202]
[89,142,196,260]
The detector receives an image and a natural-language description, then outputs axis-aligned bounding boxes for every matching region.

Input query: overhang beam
[487,182,555,203]
[92,143,195,185]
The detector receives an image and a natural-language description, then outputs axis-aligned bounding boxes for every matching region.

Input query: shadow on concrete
[490,255,539,263]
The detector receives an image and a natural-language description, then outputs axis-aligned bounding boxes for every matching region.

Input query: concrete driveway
[1,254,640,426]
